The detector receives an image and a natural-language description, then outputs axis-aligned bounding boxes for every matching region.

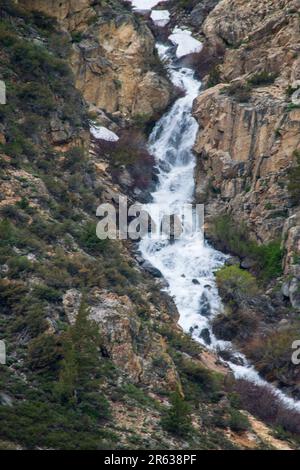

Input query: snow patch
[127,0,167,11]
[168,28,203,59]
[150,10,170,27]
[90,125,119,142]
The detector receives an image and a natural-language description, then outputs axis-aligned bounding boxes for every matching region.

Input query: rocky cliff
[193,0,300,298]
[189,0,300,401]
[18,0,174,121]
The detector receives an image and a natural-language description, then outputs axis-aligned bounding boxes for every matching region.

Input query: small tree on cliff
[55,301,110,419]
[161,389,192,437]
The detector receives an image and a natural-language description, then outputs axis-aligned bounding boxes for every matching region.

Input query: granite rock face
[193,0,300,280]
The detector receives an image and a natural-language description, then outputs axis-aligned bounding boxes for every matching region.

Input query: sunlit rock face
[193,0,300,277]
[19,0,174,121]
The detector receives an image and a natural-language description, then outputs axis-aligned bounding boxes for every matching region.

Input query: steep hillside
[0,0,268,451]
[0,0,299,451]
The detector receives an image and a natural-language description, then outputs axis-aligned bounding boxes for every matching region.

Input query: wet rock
[135,254,145,265]
[280,277,300,310]
[158,160,171,173]
[192,278,200,285]
[118,168,134,188]
[161,214,183,239]
[198,292,211,317]
[225,256,241,267]
[141,260,163,278]
[241,257,256,269]
[199,328,211,345]
[219,348,245,366]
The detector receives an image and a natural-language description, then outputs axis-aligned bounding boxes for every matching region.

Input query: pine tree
[161,389,192,437]
[55,301,110,419]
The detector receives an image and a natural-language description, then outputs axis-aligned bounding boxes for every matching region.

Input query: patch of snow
[150,10,170,27]
[90,125,119,142]
[168,27,203,59]
[128,0,167,11]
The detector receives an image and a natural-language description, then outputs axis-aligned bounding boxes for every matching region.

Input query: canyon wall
[18,0,173,120]
[193,0,300,297]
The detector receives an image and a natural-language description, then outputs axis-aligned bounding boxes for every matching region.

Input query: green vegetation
[247,71,277,87]
[228,409,250,433]
[161,390,193,437]
[212,215,283,282]
[55,302,112,414]
[286,102,300,111]
[288,150,300,205]
[176,0,198,12]
[216,265,258,300]
[207,65,221,88]
[225,82,251,102]
[244,327,300,382]
[0,301,115,449]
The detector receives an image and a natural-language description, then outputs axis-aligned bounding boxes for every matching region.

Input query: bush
[175,355,222,403]
[233,379,300,435]
[216,265,258,301]
[32,285,61,303]
[158,325,200,357]
[207,65,221,88]
[253,241,283,281]
[10,41,70,82]
[122,384,155,407]
[228,409,250,433]
[225,83,251,102]
[27,334,61,372]
[243,328,300,383]
[71,32,83,43]
[212,215,283,281]
[288,150,300,205]
[17,82,55,116]
[0,21,17,47]
[161,390,192,437]
[247,71,277,87]
[177,0,198,12]
[8,256,33,277]
[63,147,86,171]
[79,222,109,254]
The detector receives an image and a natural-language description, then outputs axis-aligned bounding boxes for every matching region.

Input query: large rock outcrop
[193,0,300,282]
[18,0,173,120]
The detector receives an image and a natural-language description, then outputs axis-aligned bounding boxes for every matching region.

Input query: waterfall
[139,42,300,413]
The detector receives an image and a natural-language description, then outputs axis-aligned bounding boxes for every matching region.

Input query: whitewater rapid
[139,43,300,412]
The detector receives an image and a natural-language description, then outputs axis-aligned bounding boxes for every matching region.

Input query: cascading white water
[140,44,226,340]
[139,42,300,412]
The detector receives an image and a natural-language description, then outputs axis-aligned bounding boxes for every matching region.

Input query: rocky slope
[191,0,300,397]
